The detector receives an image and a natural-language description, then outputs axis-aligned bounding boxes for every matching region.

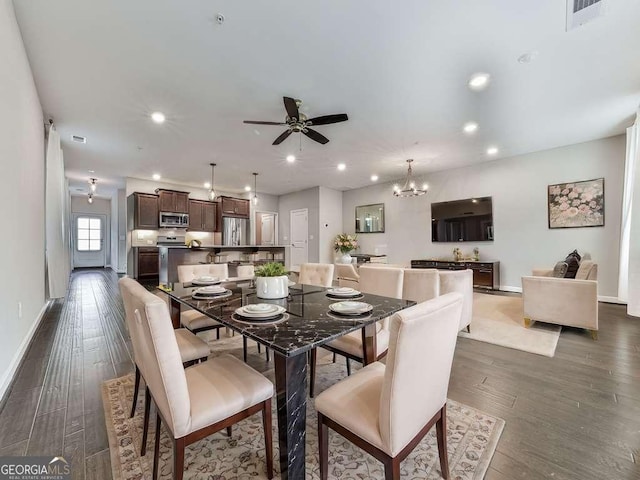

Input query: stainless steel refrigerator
[222,217,249,246]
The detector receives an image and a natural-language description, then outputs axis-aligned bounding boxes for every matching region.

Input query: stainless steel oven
[159,212,189,228]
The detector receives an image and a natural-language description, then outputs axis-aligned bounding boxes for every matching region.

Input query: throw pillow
[564,250,581,279]
[552,261,568,278]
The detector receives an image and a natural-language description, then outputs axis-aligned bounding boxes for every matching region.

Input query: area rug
[458,292,561,357]
[103,350,504,480]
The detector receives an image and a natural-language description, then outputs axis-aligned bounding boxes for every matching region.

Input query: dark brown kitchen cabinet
[156,189,189,213]
[133,193,159,230]
[188,200,217,232]
[220,196,250,218]
[136,247,159,279]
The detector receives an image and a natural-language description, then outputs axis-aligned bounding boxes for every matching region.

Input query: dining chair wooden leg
[384,458,401,480]
[258,343,262,353]
[152,413,161,480]
[318,413,328,480]
[227,426,232,437]
[436,405,449,480]
[332,352,336,363]
[309,348,317,398]
[346,358,351,376]
[141,387,151,456]
[466,325,471,333]
[243,337,248,362]
[262,398,274,480]
[265,347,270,362]
[130,365,141,418]
[216,328,221,340]
[173,437,185,480]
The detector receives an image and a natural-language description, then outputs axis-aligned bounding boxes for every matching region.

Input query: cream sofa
[521,260,598,339]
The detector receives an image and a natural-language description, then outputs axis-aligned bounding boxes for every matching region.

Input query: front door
[290,208,308,270]
[73,214,106,268]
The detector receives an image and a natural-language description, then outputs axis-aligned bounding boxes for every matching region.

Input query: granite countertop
[160,282,413,356]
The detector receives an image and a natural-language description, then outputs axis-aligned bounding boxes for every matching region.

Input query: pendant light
[87,192,94,204]
[208,163,216,201]
[392,159,428,197]
[89,178,97,192]
[252,172,259,206]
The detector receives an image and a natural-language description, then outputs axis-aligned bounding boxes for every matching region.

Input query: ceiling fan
[243,97,348,145]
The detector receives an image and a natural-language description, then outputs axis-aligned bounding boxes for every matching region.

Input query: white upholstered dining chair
[309,266,404,397]
[175,264,230,337]
[125,283,274,480]
[299,262,335,287]
[401,268,440,303]
[438,269,473,332]
[335,263,360,288]
[315,292,463,480]
[119,278,210,457]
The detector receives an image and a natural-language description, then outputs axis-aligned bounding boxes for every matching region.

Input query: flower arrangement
[334,233,358,254]
[473,247,480,261]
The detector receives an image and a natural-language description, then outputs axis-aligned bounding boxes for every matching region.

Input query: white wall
[279,187,320,263]
[0,0,46,397]
[343,135,625,298]
[319,187,344,264]
[70,195,111,266]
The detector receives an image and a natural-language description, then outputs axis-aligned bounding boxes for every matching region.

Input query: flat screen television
[431,196,493,242]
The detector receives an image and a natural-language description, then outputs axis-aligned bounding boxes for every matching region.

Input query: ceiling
[13,0,640,198]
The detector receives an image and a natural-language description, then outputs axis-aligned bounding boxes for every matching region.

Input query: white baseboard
[0,301,51,403]
[495,285,626,305]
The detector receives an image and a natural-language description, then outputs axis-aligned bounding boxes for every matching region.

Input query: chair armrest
[521,276,598,330]
[532,268,554,277]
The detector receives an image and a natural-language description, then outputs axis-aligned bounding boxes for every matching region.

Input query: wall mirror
[355,203,385,233]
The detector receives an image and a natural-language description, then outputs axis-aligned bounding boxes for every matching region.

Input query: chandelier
[393,159,428,197]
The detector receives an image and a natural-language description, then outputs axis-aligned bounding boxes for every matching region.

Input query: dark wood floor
[0,269,638,479]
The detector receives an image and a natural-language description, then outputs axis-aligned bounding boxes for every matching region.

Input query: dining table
[159,279,415,480]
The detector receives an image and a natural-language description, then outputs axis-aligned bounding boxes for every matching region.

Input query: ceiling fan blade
[283,97,299,121]
[303,128,330,145]
[243,120,287,125]
[306,114,349,126]
[272,130,293,145]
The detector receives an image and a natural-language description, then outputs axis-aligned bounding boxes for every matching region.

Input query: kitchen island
[158,245,287,284]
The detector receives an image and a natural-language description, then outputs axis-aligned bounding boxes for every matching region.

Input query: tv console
[410,259,500,290]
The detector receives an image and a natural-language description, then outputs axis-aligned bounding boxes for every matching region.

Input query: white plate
[235,305,286,318]
[244,303,279,313]
[192,276,221,286]
[329,301,373,315]
[196,285,226,294]
[327,287,361,297]
[192,290,231,300]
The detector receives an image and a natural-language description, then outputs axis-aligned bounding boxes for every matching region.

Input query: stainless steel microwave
[159,212,189,228]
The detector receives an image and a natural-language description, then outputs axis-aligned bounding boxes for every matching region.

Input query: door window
[77,217,102,251]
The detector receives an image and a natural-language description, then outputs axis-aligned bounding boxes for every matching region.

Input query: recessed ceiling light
[486,146,499,155]
[337,163,346,171]
[468,73,490,91]
[88,170,95,174]
[151,112,166,124]
[152,173,161,180]
[463,122,478,134]
[244,185,251,192]
[517,51,539,64]
[204,182,211,189]
[371,174,379,182]
[286,155,296,163]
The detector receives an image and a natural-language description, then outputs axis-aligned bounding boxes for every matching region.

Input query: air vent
[567,0,606,31]
[71,135,86,143]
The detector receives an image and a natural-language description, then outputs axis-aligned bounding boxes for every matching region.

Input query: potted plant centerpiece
[334,233,358,264]
[254,262,289,299]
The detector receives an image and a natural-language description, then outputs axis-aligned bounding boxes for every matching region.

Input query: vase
[338,253,352,264]
[255,275,289,299]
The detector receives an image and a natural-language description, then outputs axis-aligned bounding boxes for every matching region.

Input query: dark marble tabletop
[159,281,415,357]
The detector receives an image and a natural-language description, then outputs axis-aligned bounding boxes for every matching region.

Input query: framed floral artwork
[548,178,604,229]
